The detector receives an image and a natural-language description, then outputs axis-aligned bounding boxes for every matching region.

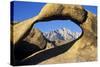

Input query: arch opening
[33,20,82,45]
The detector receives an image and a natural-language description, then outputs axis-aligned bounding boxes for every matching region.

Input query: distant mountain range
[43,27,81,43]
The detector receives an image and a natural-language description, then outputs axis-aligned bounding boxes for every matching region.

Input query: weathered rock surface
[24,28,47,49]
[37,4,97,64]
[13,28,47,65]
[11,3,97,65]
[11,16,39,45]
[37,4,87,23]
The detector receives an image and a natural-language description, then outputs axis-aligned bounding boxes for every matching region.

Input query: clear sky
[12,1,97,33]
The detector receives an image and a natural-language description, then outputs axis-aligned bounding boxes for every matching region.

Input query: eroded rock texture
[11,3,97,65]
[24,28,47,49]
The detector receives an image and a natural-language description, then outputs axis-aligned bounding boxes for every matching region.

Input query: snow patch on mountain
[43,27,81,42]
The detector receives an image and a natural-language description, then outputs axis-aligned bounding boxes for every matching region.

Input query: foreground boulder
[24,28,47,49]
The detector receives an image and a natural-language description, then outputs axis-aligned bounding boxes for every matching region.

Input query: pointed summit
[43,27,81,42]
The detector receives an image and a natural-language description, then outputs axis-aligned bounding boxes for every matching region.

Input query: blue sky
[11,1,97,33]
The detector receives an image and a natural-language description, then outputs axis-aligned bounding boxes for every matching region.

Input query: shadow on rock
[18,39,78,65]
[14,41,42,61]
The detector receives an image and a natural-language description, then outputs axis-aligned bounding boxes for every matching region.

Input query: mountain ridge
[43,27,81,42]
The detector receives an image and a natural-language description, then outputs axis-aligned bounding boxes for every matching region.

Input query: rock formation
[11,3,97,65]
[13,28,47,62]
[24,28,47,49]
[11,16,39,45]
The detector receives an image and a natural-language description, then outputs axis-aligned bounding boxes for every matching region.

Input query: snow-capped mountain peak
[43,27,81,42]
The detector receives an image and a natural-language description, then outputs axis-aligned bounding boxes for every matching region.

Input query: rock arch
[11,3,97,64]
